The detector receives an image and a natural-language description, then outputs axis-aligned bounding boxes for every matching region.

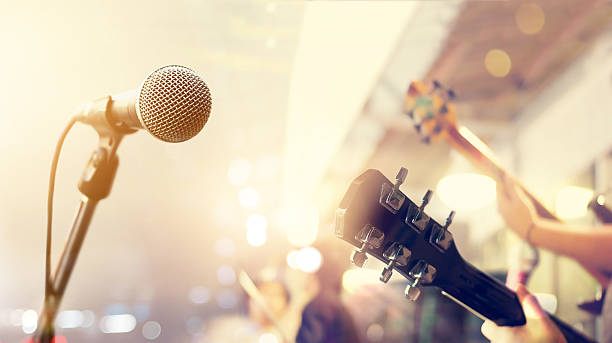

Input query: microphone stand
[34,97,130,343]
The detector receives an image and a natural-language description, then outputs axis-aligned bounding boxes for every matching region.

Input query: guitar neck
[438,258,596,343]
[445,125,560,221]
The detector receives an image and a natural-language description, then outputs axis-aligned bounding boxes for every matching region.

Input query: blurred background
[0,0,611,342]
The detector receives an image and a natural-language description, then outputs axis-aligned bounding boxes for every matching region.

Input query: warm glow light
[56,310,84,329]
[286,249,300,269]
[228,158,252,186]
[555,186,593,219]
[259,333,279,343]
[279,204,319,247]
[596,194,605,206]
[294,247,323,273]
[246,214,268,247]
[485,49,512,78]
[21,309,37,334]
[100,314,137,333]
[342,268,380,293]
[515,3,545,35]
[238,187,259,208]
[437,174,496,211]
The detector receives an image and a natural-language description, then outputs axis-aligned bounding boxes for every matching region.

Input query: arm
[497,179,612,273]
[530,219,612,272]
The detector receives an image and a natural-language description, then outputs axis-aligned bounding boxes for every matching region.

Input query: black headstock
[334,168,526,327]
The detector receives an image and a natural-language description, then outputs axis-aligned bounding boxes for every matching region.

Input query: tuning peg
[443,210,456,231]
[414,123,421,132]
[395,168,408,186]
[429,210,456,252]
[406,110,414,119]
[381,168,408,214]
[351,225,384,268]
[414,190,432,220]
[351,250,368,268]
[422,190,433,206]
[422,136,430,144]
[433,125,442,134]
[432,80,441,89]
[404,284,422,301]
[447,89,456,99]
[403,261,428,301]
[380,243,411,283]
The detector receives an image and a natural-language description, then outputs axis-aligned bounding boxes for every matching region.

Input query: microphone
[76,65,212,143]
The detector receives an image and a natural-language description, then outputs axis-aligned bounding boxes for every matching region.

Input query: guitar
[403,80,610,287]
[334,168,596,343]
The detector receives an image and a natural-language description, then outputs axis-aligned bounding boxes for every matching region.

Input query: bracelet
[525,221,536,245]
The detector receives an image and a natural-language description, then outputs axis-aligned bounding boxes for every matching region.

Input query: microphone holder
[35,97,126,343]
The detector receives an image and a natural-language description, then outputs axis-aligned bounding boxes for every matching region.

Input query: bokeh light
[484,49,512,78]
[100,314,137,333]
[228,158,252,186]
[189,286,211,305]
[294,246,322,273]
[217,265,237,285]
[142,321,162,340]
[437,173,496,211]
[286,249,300,269]
[555,186,593,219]
[342,268,380,293]
[246,214,268,247]
[185,316,204,336]
[216,290,238,309]
[259,332,279,343]
[21,309,37,334]
[238,186,260,208]
[515,3,545,35]
[215,237,236,257]
[56,310,84,329]
[278,204,319,247]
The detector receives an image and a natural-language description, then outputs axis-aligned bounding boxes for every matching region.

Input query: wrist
[524,218,540,245]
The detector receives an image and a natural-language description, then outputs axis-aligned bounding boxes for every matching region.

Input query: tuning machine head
[403,260,436,302]
[380,243,411,283]
[415,189,433,220]
[350,225,384,268]
[380,167,408,214]
[429,211,456,252]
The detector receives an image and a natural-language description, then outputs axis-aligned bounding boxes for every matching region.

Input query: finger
[481,320,496,338]
[515,284,547,319]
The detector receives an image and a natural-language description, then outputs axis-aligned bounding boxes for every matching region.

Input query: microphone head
[136,65,212,143]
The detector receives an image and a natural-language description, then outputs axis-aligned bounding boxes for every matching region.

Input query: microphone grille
[137,65,212,142]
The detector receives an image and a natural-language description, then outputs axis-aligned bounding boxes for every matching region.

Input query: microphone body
[76,65,212,143]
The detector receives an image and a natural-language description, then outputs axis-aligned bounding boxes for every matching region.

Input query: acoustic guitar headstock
[334,168,527,327]
[405,81,458,144]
